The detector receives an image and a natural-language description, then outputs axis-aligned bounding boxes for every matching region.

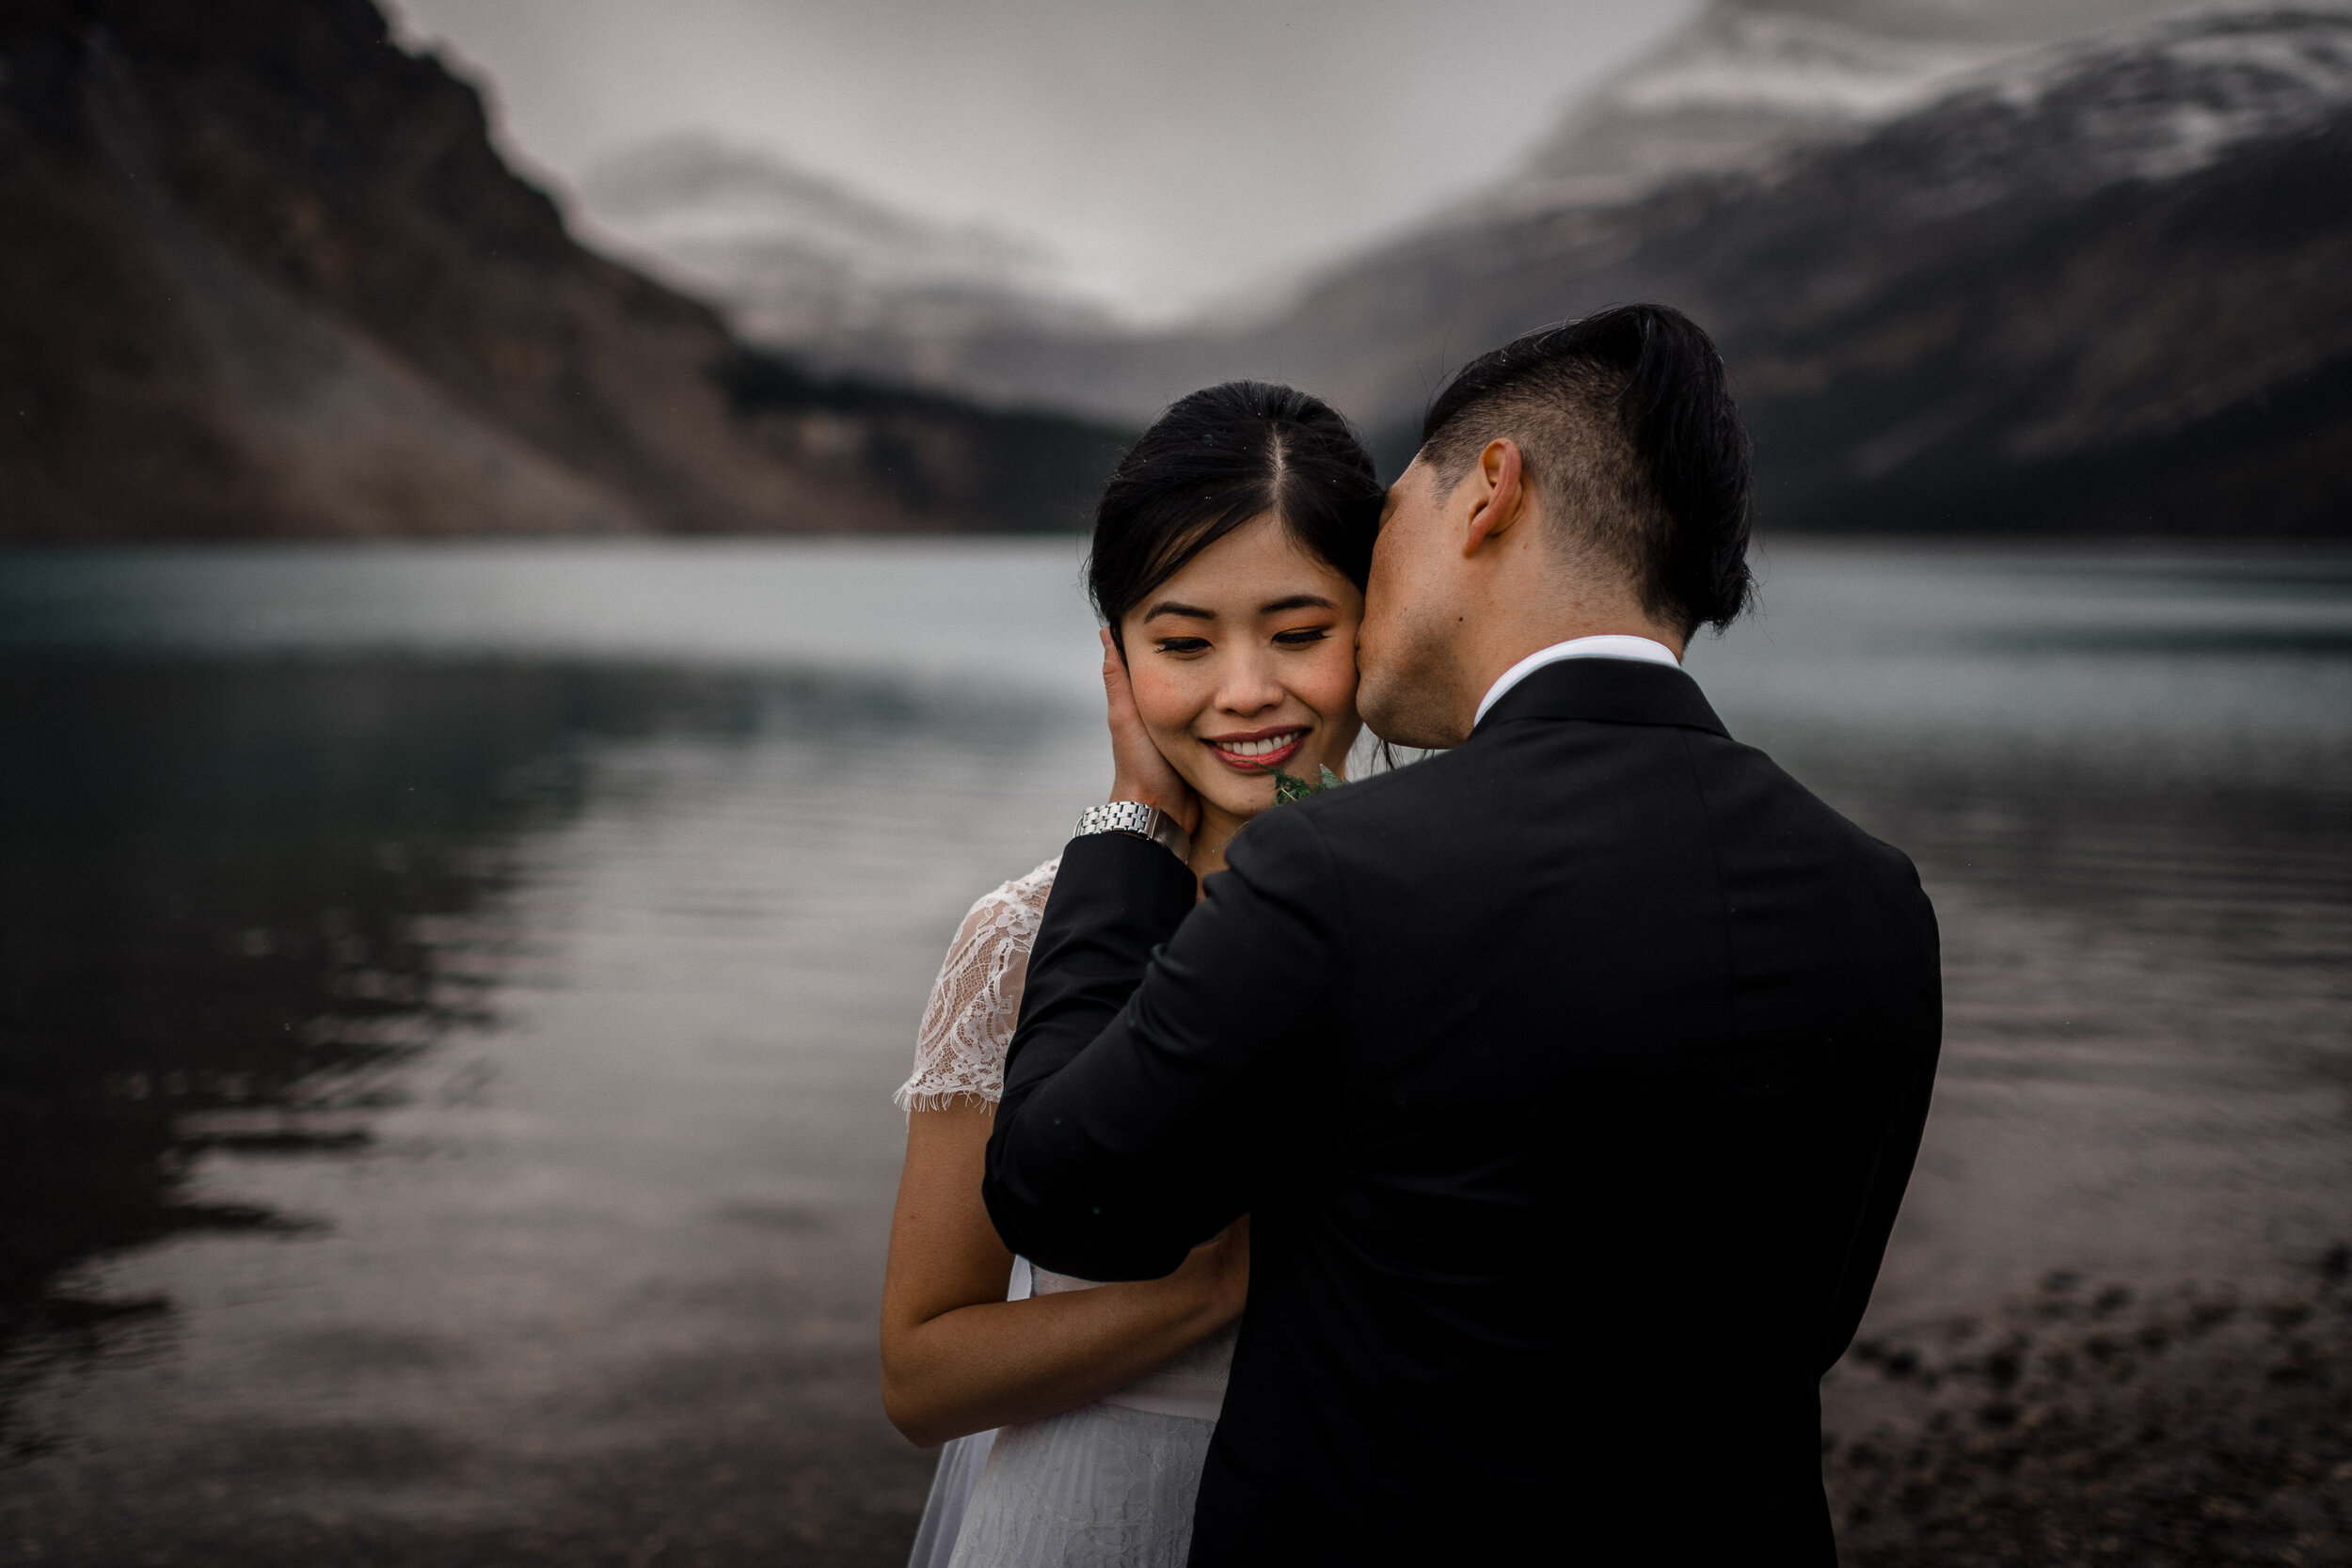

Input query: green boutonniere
[1268,764,1346,806]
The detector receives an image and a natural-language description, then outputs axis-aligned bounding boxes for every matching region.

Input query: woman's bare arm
[880,1101,1247,1449]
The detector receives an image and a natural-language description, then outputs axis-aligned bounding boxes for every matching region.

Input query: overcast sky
[384,0,1700,322]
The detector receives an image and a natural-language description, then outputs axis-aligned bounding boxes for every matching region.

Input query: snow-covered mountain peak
[569,135,1104,353]
[1604,8,2003,122]
[1478,0,2312,217]
[1950,8,2352,185]
[1485,3,2022,214]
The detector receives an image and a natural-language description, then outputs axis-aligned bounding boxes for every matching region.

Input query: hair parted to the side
[1088,381,1383,648]
[1418,303,1755,637]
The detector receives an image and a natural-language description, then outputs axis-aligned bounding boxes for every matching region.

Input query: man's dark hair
[1089,381,1382,649]
[1419,304,1754,636]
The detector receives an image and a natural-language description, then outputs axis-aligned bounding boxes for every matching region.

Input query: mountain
[1485,0,2234,214]
[13,0,2339,539]
[716,0,2206,422]
[573,135,1110,392]
[1279,6,2352,532]
[0,0,1127,540]
[1476,3,2015,216]
[755,3,2349,536]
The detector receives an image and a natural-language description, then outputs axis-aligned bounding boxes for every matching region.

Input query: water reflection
[2,660,525,1430]
[1766,729,2352,1316]
[0,543,2344,1564]
[0,657,1064,1455]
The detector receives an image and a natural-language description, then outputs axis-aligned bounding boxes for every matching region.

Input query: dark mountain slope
[1731,104,2352,533]
[838,9,2352,536]
[0,0,1125,539]
[1264,9,2352,533]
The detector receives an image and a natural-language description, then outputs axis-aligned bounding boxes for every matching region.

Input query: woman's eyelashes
[1152,625,1335,657]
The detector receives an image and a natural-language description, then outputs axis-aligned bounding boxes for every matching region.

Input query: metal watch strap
[1073,801,1192,863]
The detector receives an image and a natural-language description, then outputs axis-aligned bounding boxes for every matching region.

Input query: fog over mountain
[389,0,1697,325]
[8,0,2340,538]
[1295,5,2352,533]
[575,135,1110,393]
[589,0,2213,371]
[1486,0,2178,214]
[647,0,2348,535]
[1284,3,2352,422]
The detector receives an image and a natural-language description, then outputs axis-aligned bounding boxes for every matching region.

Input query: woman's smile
[1203,725,1308,772]
[1116,512,1365,856]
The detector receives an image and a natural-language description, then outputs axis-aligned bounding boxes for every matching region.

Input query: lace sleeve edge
[891,1085,1002,1116]
[893,858,1057,1115]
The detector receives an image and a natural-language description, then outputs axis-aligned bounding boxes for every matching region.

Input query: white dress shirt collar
[1470,635,1683,731]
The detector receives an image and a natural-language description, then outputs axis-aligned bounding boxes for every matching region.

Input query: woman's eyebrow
[1260,594,1336,614]
[1141,599,1216,622]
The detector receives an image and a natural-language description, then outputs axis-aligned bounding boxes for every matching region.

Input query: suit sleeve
[1818,867,1944,1372]
[983,806,1343,1280]
[1816,1052,1938,1372]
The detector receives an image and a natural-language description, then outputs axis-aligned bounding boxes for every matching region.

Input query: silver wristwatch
[1073,801,1192,863]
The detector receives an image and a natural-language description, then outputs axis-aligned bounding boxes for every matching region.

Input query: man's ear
[1460,438,1526,558]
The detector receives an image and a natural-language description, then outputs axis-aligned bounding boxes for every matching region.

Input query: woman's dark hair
[1420,303,1754,636]
[1089,382,1382,648]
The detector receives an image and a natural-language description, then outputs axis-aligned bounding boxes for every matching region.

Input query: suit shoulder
[1708,737,1932,902]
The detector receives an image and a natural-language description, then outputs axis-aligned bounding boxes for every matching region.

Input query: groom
[985,305,1941,1565]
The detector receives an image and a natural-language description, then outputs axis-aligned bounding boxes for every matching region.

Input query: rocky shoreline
[1824,1247,2352,1565]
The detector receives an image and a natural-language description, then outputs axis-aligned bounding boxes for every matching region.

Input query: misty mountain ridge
[1479,4,2020,217]
[1274,4,2352,531]
[670,3,2346,534]
[580,0,2225,361]
[1481,0,2278,217]
[1753,2,2352,195]
[652,0,2341,423]
[8,0,2341,538]
[574,134,1112,376]
[1397,2,2352,319]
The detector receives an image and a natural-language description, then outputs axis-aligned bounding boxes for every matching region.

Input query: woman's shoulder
[985,856,1059,918]
[952,856,1059,950]
[894,857,1058,1113]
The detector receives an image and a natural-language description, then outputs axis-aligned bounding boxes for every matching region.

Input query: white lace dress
[897,860,1236,1568]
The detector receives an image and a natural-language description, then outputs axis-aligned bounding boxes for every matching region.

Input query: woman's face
[1118,513,1365,834]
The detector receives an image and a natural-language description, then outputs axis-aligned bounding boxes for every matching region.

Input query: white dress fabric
[905,1430,995,1568]
[899,861,1232,1568]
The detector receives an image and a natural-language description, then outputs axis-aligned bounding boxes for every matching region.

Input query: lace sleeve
[894,859,1059,1113]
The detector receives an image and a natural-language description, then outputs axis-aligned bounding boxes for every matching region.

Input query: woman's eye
[1273,627,1331,646]
[1155,637,1210,655]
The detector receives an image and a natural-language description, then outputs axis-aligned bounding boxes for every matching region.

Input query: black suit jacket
[984,658,1941,1566]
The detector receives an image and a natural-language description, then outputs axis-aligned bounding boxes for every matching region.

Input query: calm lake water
[0,538,2346,1565]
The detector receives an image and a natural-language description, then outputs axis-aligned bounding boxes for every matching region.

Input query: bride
[880,381,1385,1567]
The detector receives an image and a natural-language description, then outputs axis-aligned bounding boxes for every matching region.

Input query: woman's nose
[1214,651,1286,716]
